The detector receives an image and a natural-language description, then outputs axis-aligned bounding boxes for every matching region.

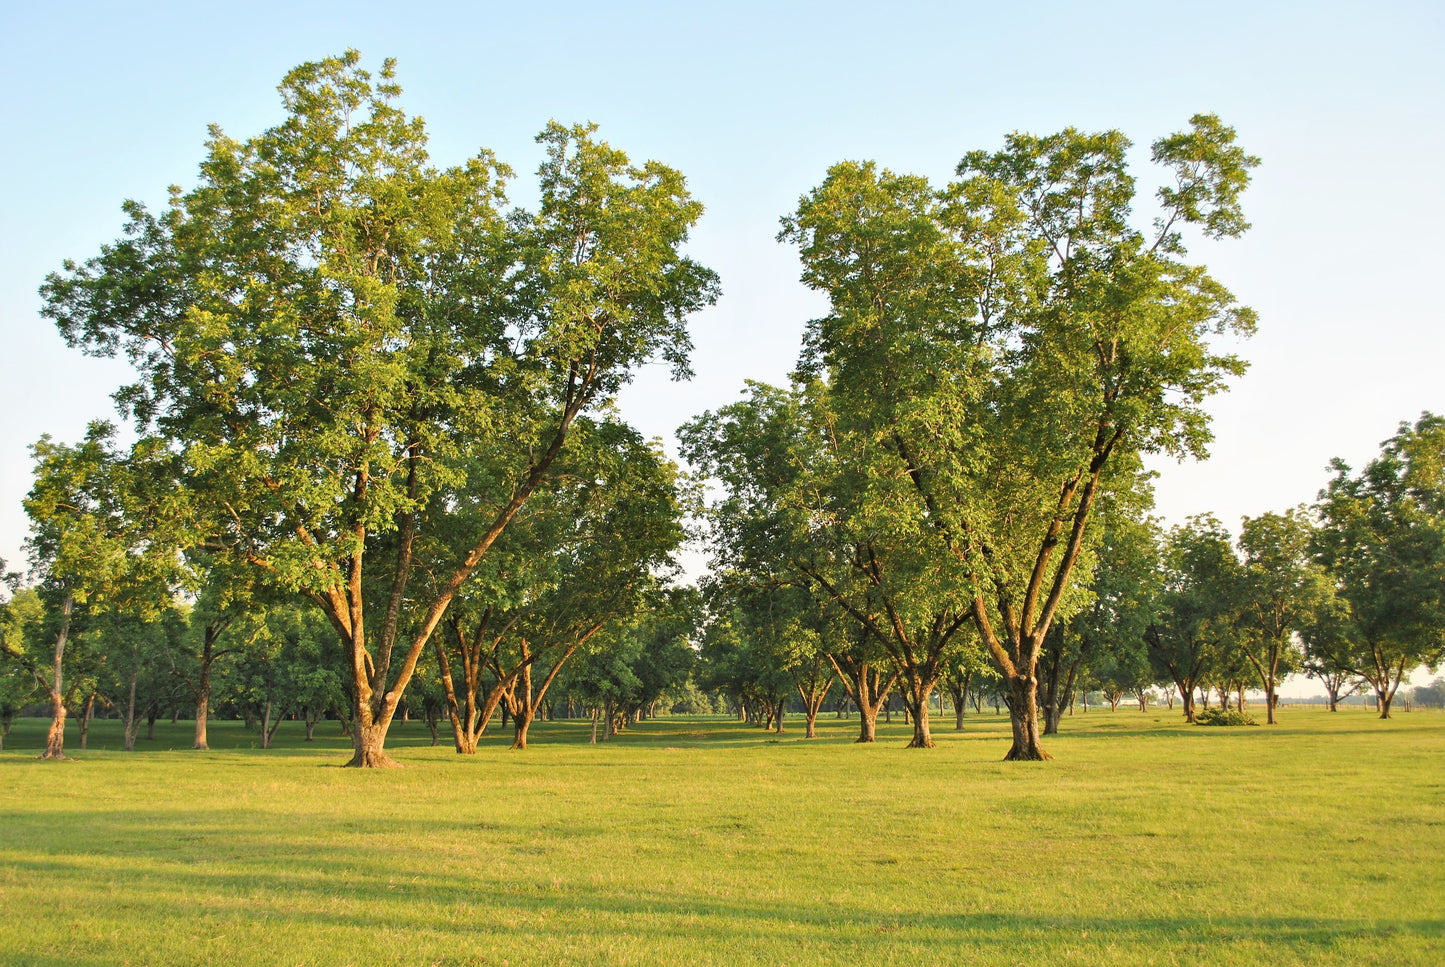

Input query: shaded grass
[1,708,1441,965]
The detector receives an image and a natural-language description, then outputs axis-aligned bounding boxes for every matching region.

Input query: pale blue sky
[4,1,1443,676]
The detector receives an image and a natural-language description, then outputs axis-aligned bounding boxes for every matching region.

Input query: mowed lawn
[1,706,1440,966]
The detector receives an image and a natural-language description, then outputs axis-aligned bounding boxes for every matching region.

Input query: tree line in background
[1,53,1441,765]
[688,410,1445,744]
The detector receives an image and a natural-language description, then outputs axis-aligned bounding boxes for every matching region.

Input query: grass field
[1,706,1440,966]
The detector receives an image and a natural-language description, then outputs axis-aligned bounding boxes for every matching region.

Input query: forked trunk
[510,707,534,750]
[1043,697,1064,736]
[1003,674,1052,761]
[259,700,285,750]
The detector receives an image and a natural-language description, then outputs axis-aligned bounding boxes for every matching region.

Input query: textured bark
[901,674,936,749]
[347,722,401,768]
[193,691,210,750]
[41,592,75,761]
[181,621,231,751]
[1003,674,1053,761]
[511,707,534,749]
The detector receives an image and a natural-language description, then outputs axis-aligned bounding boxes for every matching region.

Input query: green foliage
[1233,507,1330,721]
[40,51,717,761]
[1194,706,1258,727]
[1145,514,1242,721]
[766,116,1256,756]
[1314,413,1445,714]
[1411,677,1445,708]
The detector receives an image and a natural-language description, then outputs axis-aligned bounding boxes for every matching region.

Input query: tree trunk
[193,690,210,750]
[1003,674,1052,761]
[123,670,140,752]
[260,700,274,750]
[348,721,401,767]
[902,676,936,749]
[41,593,75,761]
[511,706,534,750]
[76,692,97,750]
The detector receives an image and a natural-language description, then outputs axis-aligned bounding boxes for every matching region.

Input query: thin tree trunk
[41,592,75,761]
[260,700,275,749]
[123,669,140,752]
[77,691,95,751]
[510,661,534,750]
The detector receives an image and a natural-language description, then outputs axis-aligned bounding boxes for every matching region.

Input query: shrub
[1196,707,1258,727]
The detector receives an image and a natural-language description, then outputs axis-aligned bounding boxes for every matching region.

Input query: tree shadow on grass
[3,841,1439,967]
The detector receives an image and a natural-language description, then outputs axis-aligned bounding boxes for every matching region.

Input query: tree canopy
[39,51,717,766]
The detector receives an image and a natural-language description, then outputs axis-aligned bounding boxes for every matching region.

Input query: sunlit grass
[1,706,1440,965]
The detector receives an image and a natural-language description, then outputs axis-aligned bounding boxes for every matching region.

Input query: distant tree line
[686,403,1444,740]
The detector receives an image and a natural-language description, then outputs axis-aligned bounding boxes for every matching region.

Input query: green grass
[1,707,1441,966]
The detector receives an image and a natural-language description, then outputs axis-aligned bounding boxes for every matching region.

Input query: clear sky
[2,2,1442,688]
